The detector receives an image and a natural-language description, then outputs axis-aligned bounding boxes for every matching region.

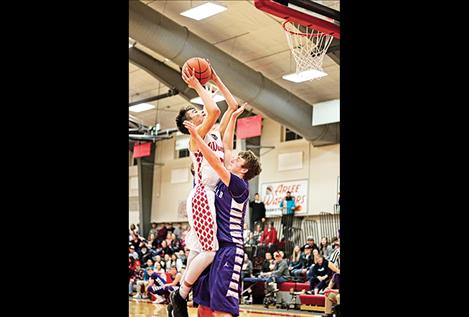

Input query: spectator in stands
[246,232,255,246]
[178,250,186,267]
[129,260,144,297]
[312,248,320,263]
[143,259,154,269]
[170,233,181,250]
[252,223,262,243]
[279,250,285,259]
[156,223,167,244]
[173,223,182,240]
[129,245,139,260]
[180,224,189,243]
[154,255,164,270]
[164,265,182,291]
[319,237,331,258]
[129,257,134,274]
[166,223,174,234]
[148,233,159,249]
[291,244,314,279]
[261,252,275,273]
[164,254,172,272]
[280,191,296,240]
[140,245,154,264]
[327,237,337,256]
[241,253,253,279]
[142,259,154,283]
[130,233,141,250]
[161,239,174,255]
[259,221,278,254]
[245,251,290,285]
[250,193,266,230]
[136,224,141,236]
[306,236,319,252]
[165,232,174,248]
[323,273,340,317]
[243,223,251,245]
[307,254,339,295]
[182,249,190,266]
[155,262,167,278]
[135,260,151,299]
[130,224,138,236]
[170,253,183,272]
[289,245,302,269]
[148,222,158,240]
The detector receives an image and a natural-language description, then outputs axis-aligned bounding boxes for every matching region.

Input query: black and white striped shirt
[328,248,340,269]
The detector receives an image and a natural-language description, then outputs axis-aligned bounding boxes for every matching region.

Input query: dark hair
[269,221,274,226]
[176,105,196,134]
[286,191,291,194]
[320,236,329,247]
[239,150,262,181]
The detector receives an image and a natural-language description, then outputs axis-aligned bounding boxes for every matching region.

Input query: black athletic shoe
[169,291,188,317]
[167,303,173,317]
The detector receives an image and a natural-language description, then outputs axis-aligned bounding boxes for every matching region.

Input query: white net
[283,20,334,76]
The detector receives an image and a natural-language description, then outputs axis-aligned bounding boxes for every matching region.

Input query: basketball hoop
[283,19,334,78]
[189,82,225,105]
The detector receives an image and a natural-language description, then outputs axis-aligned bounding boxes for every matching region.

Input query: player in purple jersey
[175,105,261,317]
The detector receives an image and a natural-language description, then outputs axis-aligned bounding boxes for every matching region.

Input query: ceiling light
[190,94,225,105]
[282,69,328,83]
[129,103,155,113]
[180,2,227,21]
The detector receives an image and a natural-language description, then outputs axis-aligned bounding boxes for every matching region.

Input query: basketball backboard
[254,0,340,39]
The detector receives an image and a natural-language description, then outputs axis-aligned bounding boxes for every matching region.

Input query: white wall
[151,137,193,222]
[258,117,339,214]
[129,165,140,225]
[145,117,339,221]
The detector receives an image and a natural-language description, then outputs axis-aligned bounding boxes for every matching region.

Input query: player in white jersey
[173,64,240,312]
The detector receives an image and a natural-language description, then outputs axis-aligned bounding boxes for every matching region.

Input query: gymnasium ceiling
[129,0,340,133]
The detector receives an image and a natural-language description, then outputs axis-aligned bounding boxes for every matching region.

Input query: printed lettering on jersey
[207,141,224,152]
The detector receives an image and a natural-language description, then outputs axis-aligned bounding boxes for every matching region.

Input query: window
[283,127,303,142]
[177,148,190,158]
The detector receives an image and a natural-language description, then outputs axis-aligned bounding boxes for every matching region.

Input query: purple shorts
[193,244,244,316]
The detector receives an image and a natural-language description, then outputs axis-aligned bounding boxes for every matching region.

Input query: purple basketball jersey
[193,173,248,316]
[214,173,249,245]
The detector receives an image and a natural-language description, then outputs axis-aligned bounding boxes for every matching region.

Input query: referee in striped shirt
[327,238,340,270]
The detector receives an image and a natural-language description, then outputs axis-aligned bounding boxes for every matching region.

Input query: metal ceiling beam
[129,89,179,107]
[129,1,338,145]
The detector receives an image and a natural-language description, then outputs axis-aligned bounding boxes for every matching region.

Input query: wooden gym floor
[129,299,323,317]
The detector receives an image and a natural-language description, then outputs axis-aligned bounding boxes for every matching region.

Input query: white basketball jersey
[190,130,224,190]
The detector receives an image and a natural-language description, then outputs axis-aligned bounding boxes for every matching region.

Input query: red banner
[133,142,151,158]
[236,114,262,139]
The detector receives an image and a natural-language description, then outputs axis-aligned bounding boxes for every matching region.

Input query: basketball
[182,57,212,85]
